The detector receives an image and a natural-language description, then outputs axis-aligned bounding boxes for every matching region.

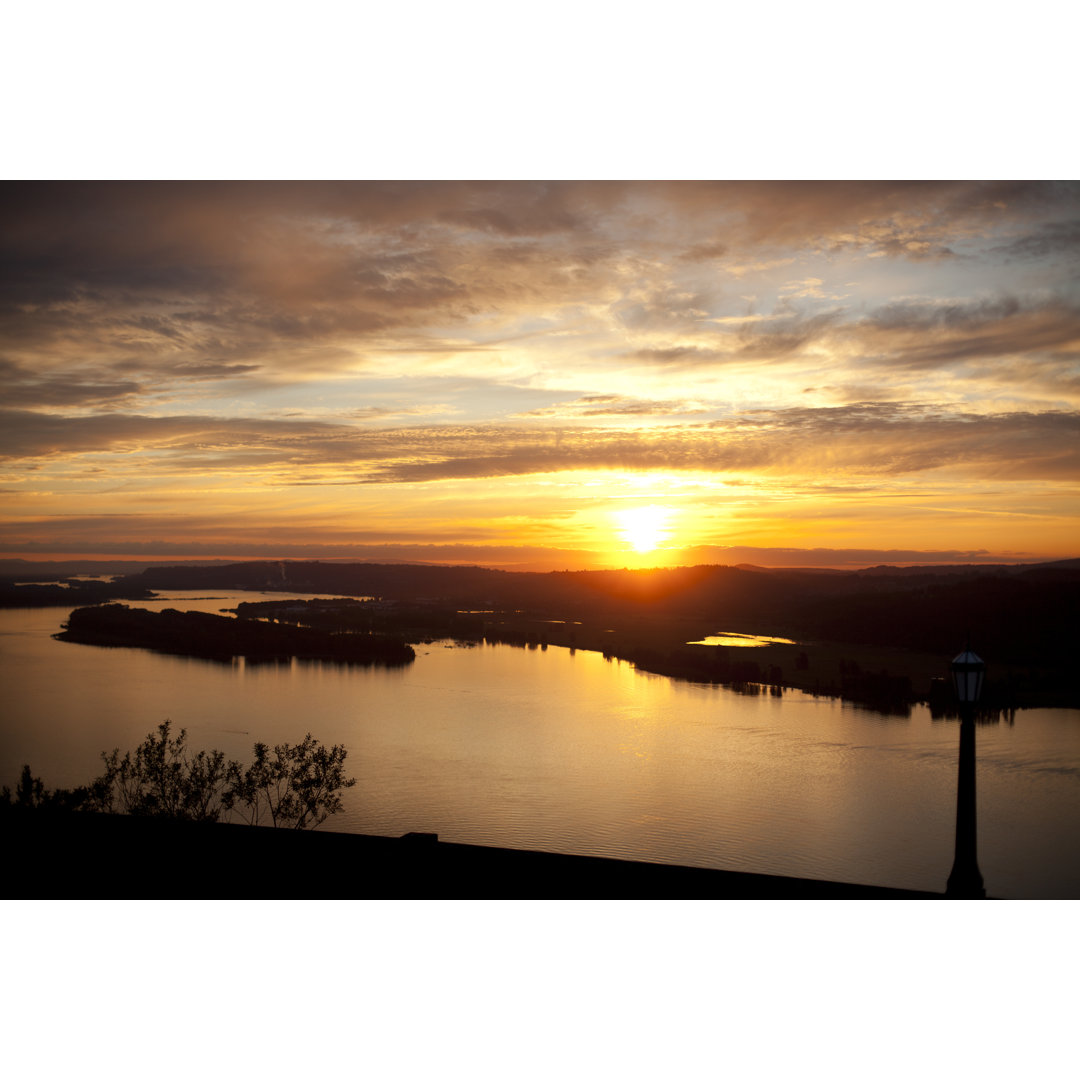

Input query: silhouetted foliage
[223,735,357,829]
[88,721,232,821]
[1,765,89,811]
[0,579,155,609]
[107,558,1080,709]
[4,722,357,831]
[58,604,415,666]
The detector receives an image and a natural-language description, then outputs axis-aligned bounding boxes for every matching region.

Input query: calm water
[2,591,1078,897]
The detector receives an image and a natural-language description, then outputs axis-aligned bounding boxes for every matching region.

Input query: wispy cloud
[2,181,1077,562]
[3,402,1077,486]
[517,395,711,419]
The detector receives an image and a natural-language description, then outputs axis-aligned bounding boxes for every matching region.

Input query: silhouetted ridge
[114,559,1080,709]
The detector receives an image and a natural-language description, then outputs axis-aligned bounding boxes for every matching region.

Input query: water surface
[2,593,1077,897]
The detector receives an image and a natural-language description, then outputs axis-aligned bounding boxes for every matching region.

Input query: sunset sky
[2,180,1078,570]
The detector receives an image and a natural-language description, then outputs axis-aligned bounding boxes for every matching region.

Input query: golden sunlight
[614,504,675,553]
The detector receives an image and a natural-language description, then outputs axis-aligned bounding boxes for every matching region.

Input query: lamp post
[946,647,986,898]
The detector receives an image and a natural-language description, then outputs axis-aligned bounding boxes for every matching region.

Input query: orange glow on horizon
[1,183,1076,570]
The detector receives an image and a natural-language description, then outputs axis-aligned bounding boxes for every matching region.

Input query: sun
[614,504,674,553]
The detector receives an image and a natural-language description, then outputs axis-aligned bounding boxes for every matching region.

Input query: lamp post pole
[946,648,986,899]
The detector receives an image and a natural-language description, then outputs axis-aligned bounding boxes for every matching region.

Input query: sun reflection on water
[688,632,798,647]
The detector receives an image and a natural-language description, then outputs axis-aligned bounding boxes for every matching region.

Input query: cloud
[991,219,1080,261]
[0,525,616,569]
[2,182,1077,405]
[518,395,710,419]
[616,295,1080,388]
[628,346,728,365]
[0,358,143,408]
[850,298,1080,371]
[170,362,263,379]
[645,180,1036,258]
[2,181,1076,570]
[624,307,844,367]
[678,241,729,262]
[3,403,1076,486]
[0,409,345,462]
[865,296,1024,331]
[0,528,1051,571]
[0,184,631,394]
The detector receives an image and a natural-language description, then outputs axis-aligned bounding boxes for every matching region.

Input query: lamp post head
[951,648,985,704]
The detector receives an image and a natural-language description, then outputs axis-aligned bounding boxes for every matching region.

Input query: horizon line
[2,548,1076,575]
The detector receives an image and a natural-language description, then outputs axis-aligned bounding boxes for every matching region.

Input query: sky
[2,180,1078,570]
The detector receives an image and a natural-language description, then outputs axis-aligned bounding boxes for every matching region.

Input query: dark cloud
[0,183,630,387]
[629,347,725,365]
[4,403,1075,484]
[316,408,1080,484]
[866,297,1024,331]
[852,298,1080,370]
[647,180,1044,257]
[625,308,845,367]
[707,404,1080,478]
[0,530,618,570]
[2,181,1076,396]
[991,219,1080,261]
[0,409,346,462]
[733,310,844,359]
[619,296,1080,379]
[678,241,729,262]
[0,358,142,408]
[2,179,1076,569]
[3,182,1070,297]
[170,362,262,378]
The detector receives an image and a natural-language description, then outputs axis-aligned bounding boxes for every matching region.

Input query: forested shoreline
[16,557,1078,711]
[57,604,415,667]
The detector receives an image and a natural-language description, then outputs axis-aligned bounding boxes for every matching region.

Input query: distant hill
[116,558,1079,666]
[0,558,237,581]
[853,559,1080,577]
[0,556,1037,710]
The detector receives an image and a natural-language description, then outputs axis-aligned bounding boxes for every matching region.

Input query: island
[0,578,157,609]
[56,604,415,667]
[48,557,1080,713]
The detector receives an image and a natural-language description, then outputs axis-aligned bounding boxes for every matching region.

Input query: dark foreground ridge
[5,812,942,899]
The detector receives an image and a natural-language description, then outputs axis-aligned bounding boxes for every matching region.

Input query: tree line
[58,604,416,666]
[2,721,356,830]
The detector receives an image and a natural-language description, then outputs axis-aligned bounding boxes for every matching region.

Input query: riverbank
[233,597,1042,715]
[18,557,1079,710]
[6,599,1075,896]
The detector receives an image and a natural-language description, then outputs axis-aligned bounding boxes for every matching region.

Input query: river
[2,591,1078,897]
